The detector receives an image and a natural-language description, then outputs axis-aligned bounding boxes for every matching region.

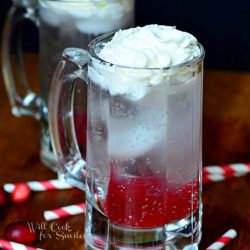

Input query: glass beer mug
[48,31,204,249]
[1,0,134,170]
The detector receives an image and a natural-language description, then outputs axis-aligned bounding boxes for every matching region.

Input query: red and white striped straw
[203,173,247,184]
[206,229,237,250]
[92,236,105,249]
[0,239,45,250]
[203,163,250,177]
[44,203,86,221]
[3,180,73,193]
[202,163,250,183]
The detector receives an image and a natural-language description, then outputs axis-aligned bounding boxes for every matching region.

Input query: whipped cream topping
[40,0,134,34]
[40,0,131,16]
[98,25,201,68]
[90,25,202,100]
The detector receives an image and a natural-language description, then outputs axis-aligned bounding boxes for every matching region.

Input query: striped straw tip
[206,229,237,250]
[44,203,86,221]
[3,184,15,193]
[3,180,73,193]
[0,239,45,250]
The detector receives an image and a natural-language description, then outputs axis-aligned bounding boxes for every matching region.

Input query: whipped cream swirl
[98,25,201,68]
[40,0,134,34]
[90,25,203,100]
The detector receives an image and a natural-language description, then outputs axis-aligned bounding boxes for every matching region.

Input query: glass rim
[88,31,205,71]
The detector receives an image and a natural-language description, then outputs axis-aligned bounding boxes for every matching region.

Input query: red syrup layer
[105,171,199,228]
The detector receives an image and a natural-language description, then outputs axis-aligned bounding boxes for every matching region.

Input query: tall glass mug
[49,32,204,249]
[1,0,134,169]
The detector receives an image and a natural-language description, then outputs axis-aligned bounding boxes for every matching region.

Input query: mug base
[105,210,201,250]
[85,200,108,250]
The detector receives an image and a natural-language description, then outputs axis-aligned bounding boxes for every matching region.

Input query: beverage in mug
[49,25,204,249]
[2,0,134,169]
[40,0,134,167]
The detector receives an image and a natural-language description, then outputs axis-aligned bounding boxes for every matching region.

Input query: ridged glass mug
[1,0,134,170]
[49,32,204,249]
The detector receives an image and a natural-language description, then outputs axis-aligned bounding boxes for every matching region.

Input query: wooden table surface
[0,53,250,250]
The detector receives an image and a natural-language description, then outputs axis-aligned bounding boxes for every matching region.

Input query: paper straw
[3,180,73,193]
[203,163,250,177]
[92,236,105,249]
[203,173,247,184]
[206,229,237,250]
[44,203,86,221]
[0,239,45,250]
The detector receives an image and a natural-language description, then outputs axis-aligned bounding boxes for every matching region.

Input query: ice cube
[109,121,166,158]
[109,86,167,158]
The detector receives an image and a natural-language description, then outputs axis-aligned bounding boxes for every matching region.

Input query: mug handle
[48,48,89,190]
[1,1,41,119]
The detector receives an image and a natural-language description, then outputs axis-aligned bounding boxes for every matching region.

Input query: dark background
[1,0,250,71]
